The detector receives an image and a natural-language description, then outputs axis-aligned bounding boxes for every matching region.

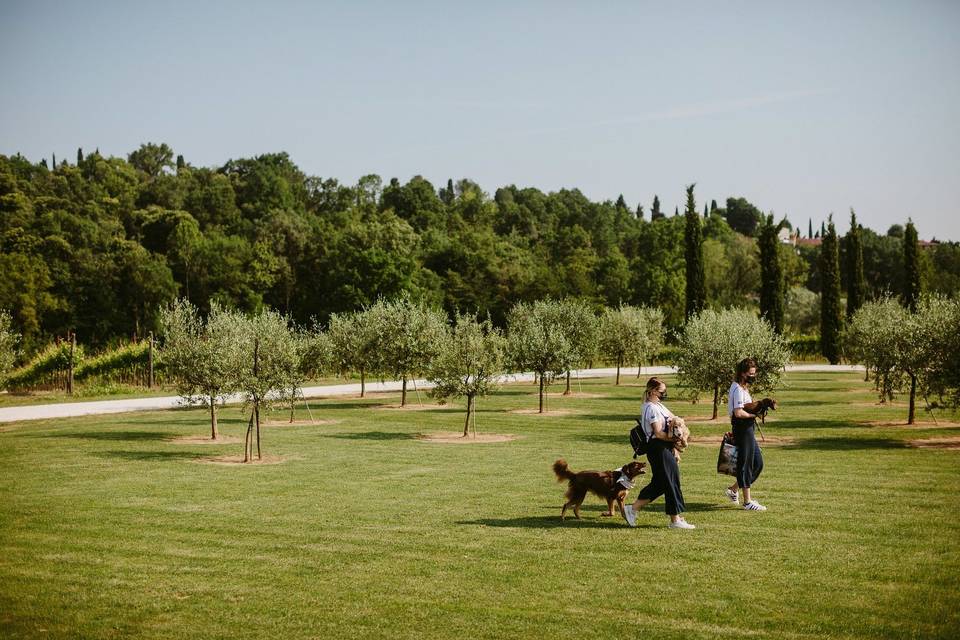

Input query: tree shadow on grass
[314,401,382,410]
[782,437,908,451]
[323,431,417,441]
[93,449,208,462]
[458,515,656,529]
[770,419,874,430]
[35,430,172,442]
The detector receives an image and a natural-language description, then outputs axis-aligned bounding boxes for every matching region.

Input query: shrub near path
[1,371,959,639]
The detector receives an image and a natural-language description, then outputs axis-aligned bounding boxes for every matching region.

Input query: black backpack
[629,419,649,458]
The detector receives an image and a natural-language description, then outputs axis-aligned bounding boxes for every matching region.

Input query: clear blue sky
[2,1,959,240]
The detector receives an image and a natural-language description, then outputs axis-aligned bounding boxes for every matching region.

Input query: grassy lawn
[1,371,958,639]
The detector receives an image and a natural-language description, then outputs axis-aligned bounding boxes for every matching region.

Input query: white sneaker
[743,500,767,511]
[668,519,696,529]
[724,488,739,503]
[623,504,637,527]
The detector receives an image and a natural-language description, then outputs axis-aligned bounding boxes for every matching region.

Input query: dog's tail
[552,459,575,482]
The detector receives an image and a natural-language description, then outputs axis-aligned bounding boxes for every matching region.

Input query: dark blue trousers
[636,440,685,516]
[732,418,764,489]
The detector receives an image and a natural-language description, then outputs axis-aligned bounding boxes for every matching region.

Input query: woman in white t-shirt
[623,377,695,529]
[724,357,767,511]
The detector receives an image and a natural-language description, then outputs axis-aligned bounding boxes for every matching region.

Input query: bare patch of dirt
[376,403,451,411]
[543,392,608,399]
[863,420,960,429]
[261,419,339,427]
[169,435,242,445]
[509,408,578,416]
[417,432,517,444]
[906,436,960,450]
[854,401,906,408]
[687,434,795,446]
[196,454,288,466]
[683,416,725,423]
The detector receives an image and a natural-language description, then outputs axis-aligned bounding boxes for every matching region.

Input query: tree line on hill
[2,144,959,359]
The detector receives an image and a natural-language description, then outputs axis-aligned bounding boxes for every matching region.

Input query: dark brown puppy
[743,397,778,423]
[552,459,646,520]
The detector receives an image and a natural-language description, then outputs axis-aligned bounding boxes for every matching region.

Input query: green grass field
[2,371,959,639]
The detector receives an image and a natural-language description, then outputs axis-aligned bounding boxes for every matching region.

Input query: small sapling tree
[506,300,571,413]
[159,299,243,440]
[428,313,506,436]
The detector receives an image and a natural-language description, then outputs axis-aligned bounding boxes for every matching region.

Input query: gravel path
[0,364,863,423]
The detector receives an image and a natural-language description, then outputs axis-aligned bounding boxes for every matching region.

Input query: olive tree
[372,297,447,407]
[328,307,381,397]
[846,297,958,423]
[159,299,244,440]
[235,309,299,462]
[597,305,660,385]
[428,313,506,436]
[543,299,598,395]
[506,300,571,413]
[284,324,332,422]
[0,309,20,389]
[675,309,791,419]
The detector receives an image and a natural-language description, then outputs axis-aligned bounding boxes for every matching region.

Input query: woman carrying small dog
[623,377,694,529]
[725,357,766,511]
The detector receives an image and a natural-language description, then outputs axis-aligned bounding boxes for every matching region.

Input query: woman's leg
[734,424,756,492]
[660,447,685,518]
[632,444,666,509]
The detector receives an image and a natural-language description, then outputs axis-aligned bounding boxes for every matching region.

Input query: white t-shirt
[641,401,674,440]
[728,381,753,417]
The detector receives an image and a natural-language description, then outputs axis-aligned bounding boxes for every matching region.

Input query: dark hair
[736,357,758,382]
[645,377,664,399]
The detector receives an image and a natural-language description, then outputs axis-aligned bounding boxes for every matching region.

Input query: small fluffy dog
[743,398,778,423]
[552,459,646,520]
[666,416,690,453]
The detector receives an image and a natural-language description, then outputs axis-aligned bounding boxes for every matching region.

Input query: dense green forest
[2,143,959,355]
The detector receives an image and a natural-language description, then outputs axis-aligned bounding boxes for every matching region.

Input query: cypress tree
[808,218,813,239]
[635,204,644,220]
[440,178,455,205]
[77,148,83,165]
[684,184,706,319]
[674,206,679,217]
[615,194,628,212]
[703,203,709,218]
[52,152,56,168]
[176,154,185,171]
[903,220,921,312]
[821,221,826,237]
[819,217,843,363]
[651,195,663,221]
[844,209,866,319]
[759,214,785,333]
[710,199,718,212]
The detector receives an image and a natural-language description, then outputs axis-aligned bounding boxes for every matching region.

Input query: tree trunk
[463,395,474,437]
[539,374,545,414]
[255,404,262,459]
[244,412,254,463]
[616,357,621,386]
[637,362,642,379]
[564,370,571,395]
[148,332,154,388]
[908,374,917,425]
[290,385,296,423]
[360,369,365,398]
[401,376,407,407]
[209,395,218,440]
[712,384,719,420]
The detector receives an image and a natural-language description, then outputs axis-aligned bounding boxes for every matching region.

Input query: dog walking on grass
[552,459,646,520]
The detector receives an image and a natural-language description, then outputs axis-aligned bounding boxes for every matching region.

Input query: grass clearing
[1,372,959,639]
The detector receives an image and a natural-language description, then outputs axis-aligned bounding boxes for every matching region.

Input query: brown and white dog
[552,459,646,520]
[743,398,778,423]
